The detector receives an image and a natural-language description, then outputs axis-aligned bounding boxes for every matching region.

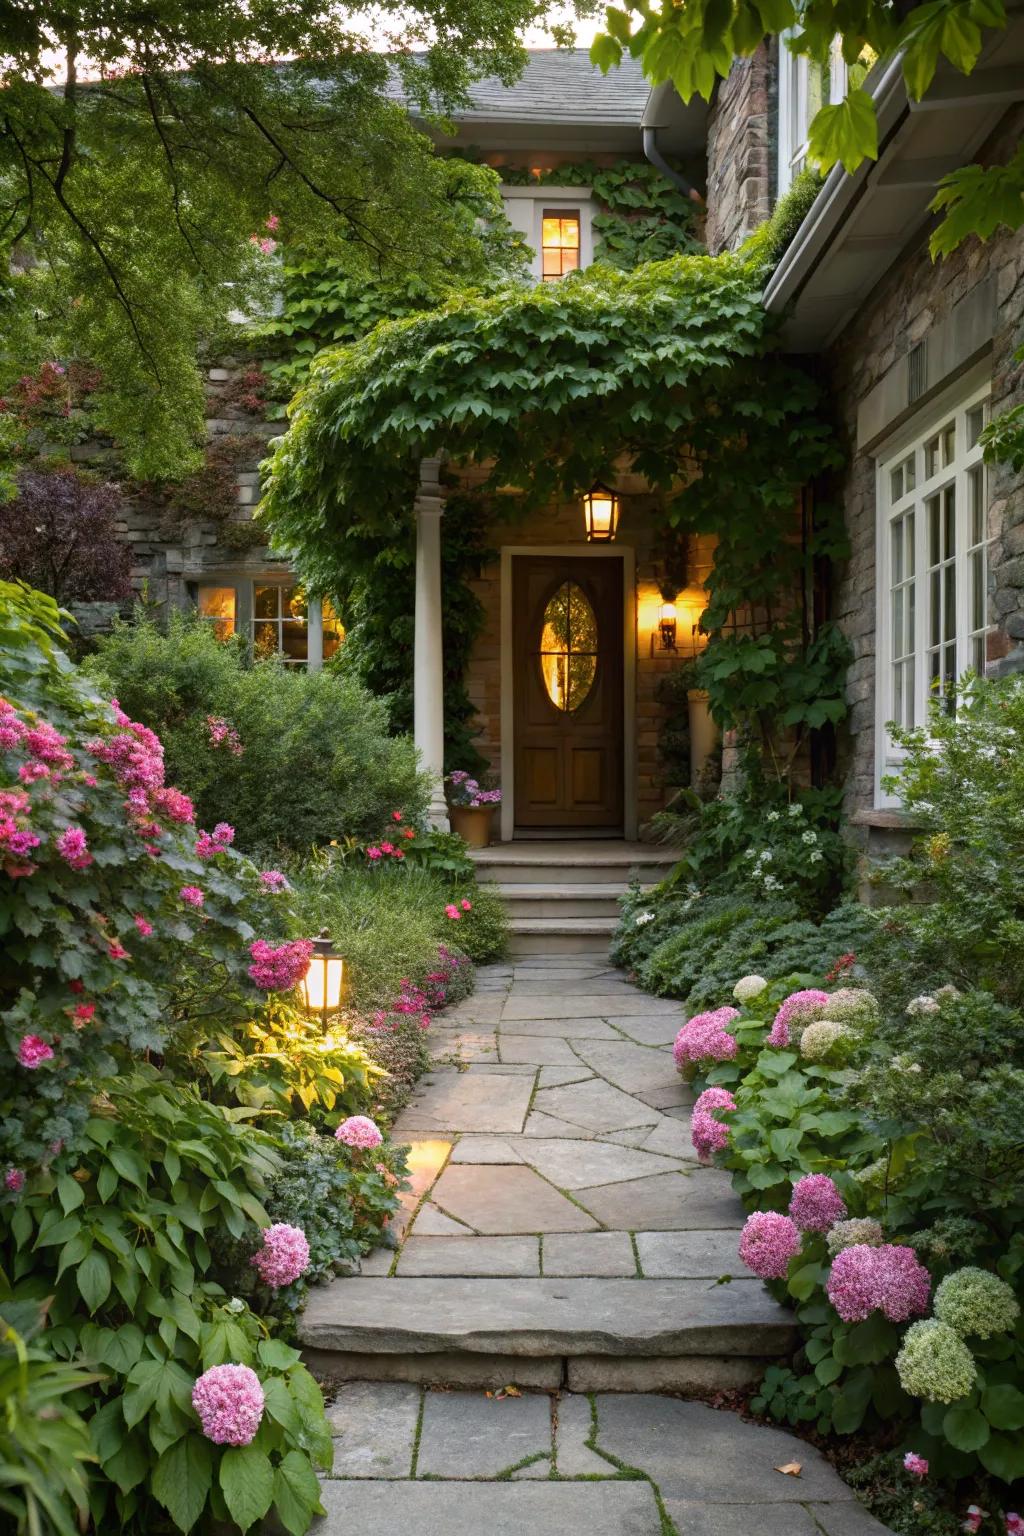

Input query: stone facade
[703,45,773,256]
[827,105,1024,825]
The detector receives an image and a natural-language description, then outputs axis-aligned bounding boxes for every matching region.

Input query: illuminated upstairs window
[541,212,580,280]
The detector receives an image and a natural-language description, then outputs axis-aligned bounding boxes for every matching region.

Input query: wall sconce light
[658,600,678,651]
[301,931,345,1027]
[582,481,620,543]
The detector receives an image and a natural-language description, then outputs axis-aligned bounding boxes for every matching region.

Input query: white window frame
[499,186,595,282]
[194,577,341,672]
[777,39,847,197]
[873,375,992,807]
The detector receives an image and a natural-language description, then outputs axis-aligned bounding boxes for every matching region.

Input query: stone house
[110,41,1024,849]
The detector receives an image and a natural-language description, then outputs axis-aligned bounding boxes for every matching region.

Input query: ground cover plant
[0,580,478,1533]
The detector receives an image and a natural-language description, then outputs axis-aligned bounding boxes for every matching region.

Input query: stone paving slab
[449,1135,523,1164]
[325,1381,418,1478]
[635,1230,742,1278]
[613,1016,685,1046]
[543,1231,637,1277]
[535,1078,663,1132]
[398,1235,539,1277]
[579,1170,746,1231]
[554,1390,616,1476]
[594,1395,857,1503]
[317,1479,663,1534]
[411,1203,474,1236]
[522,1137,686,1189]
[642,1116,698,1159]
[503,995,682,1020]
[572,1039,682,1097]
[538,1064,596,1087]
[429,1164,599,1233]
[299,1278,797,1356]
[392,1073,534,1135]
[664,1504,821,1535]
[499,1032,582,1065]
[522,1109,598,1138]
[497,1015,622,1038]
[417,1387,552,1477]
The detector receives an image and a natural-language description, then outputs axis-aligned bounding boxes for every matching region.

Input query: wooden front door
[513,556,624,830]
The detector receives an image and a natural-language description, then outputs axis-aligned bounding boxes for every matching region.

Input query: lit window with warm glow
[254,584,308,665]
[541,212,580,280]
[322,599,345,661]
[197,585,236,641]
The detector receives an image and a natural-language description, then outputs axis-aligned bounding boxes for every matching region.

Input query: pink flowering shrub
[251,1222,311,1288]
[673,1006,740,1070]
[335,1114,383,1150]
[739,1210,802,1279]
[766,989,830,1048]
[192,1363,265,1445]
[691,1086,736,1161]
[248,938,314,992]
[826,1243,931,1324]
[789,1174,847,1233]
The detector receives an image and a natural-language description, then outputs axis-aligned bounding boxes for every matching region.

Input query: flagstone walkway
[305,958,894,1534]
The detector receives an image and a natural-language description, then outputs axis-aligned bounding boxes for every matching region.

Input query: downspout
[642,124,704,204]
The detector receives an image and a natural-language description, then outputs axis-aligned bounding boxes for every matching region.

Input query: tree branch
[140,72,206,275]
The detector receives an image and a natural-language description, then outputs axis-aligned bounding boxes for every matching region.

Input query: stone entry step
[499,883,646,920]
[507,916,619,955]
[298,1276,796,1367]
[473,840,676,886]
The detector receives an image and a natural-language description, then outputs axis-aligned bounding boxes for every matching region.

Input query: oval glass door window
[539,581,598,712]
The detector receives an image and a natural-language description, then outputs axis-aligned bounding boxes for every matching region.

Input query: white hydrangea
[634,910,655,928]
[762,875,783,892]
[907,995,940,1017]
[801,829,818,845]
[733,975,768,1003]
[809,850,824,863]
[765,810,781,822]
[788,803,803,817]
[825,988,880,1028]
[800,1021,857,1063]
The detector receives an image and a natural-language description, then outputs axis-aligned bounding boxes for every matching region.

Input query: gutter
[762,55,909,313]
[642,81,704,203]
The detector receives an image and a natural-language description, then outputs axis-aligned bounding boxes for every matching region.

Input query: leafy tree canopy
[590,0,1022,257]
[0,0,559,483]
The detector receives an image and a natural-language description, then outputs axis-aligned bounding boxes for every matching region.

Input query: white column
[413,457,449,830]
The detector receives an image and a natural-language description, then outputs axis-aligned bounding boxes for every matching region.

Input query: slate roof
[394,49,652,126]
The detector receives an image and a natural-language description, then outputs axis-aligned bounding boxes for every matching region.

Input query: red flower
[73,1003,95,1027]
[68,979,85,995]
[391,810,403,822]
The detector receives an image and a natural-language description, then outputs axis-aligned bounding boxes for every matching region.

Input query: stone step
[473,841,676,886]
[498,883,636,920]
[298,1277,797,1376]
[507,917,618,955]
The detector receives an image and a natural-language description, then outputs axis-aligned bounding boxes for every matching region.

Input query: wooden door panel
[513,557,624,830]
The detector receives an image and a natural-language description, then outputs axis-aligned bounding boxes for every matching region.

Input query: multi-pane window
[777,41,848,195]
[878,386,991,789]
[195,580,342,671]
[541,212,580,280]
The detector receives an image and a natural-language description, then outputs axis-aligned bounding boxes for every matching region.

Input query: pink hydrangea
[259,869,288,892]
[191,1363,265,1446]
[673,1007,740,1068]
[767,989,830,1048]
[335,1115,383,1150]
[4,1168,24,1193]
[248,938,314,992]
[789,1174,848,1233]
[826,1243,931,1323]
[903,1452,929,1479]
[56,826,93,871]
[739,1211,802,1280]
[134,914,153,937]
[251,1223,311,1287]
[179,885,204,908]
[17,1035,54,1070]
[691,1086,736,1161]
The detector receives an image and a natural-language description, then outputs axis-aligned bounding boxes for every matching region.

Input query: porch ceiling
[763,12,1024,351]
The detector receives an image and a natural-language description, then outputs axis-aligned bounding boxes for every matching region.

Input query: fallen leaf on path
[774,1462,802,1477]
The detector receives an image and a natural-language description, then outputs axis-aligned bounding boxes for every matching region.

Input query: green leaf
[78,1250,112,1314]
[104,1434,150,1495]
[272,1449,325,1536]
[590,33,623,72]
[152,1434,214,1533]
[258,1338,302,1371]
[787,1263,825,1302]
[57,1175,85,1214]
[979,1430,1024,1482]
[982,1383,1024,1431]
[220,1444,275,1530]
[831,1367,873,1433]
[943,1405,990,1451]
[807,88,879,174]
[837,1314,898,1365]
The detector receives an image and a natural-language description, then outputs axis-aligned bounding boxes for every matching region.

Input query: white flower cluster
[634,910,655,928]
[733,974,768,1003]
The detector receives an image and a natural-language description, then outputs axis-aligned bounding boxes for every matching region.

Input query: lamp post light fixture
[658,599,678,651]
[582,481,620,543]
[301,931,345,1027]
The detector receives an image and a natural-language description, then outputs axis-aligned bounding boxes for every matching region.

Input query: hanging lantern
[301,931,345,1026]
[582,481,619,542]
[658,599,678,651]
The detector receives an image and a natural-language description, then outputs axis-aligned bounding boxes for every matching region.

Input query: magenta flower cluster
[195,822,235,859]
[446,770,501,808]
[691,1086,736,1162]
[207,715,244,755]
[767,989,830,1048]
[17,1035,54,1070]
[826,1243,931,1323]
[191,1363,265,1446]
[248,938,314,992]
[739,1211,802,1279]
[335,1115,383,1150]
[179,885,205,909]
[789,1174,848,1233]
[673,1006,740,1068]
[903,1452,929,1479]
[251,1223,311,1288]
[56,825,92,871]
[0,786,41,876]
[259,869,289,892]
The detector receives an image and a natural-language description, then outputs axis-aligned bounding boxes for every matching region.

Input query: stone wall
[827,105,1024,828]
[703,44,773,255]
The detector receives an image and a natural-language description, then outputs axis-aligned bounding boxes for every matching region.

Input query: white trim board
[499,544,638,842]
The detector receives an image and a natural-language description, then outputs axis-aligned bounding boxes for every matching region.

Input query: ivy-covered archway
[261,184,850,782]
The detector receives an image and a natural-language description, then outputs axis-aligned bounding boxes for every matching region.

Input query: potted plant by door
[445,771,501,849]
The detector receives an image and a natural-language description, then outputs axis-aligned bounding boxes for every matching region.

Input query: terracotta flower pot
[449,805,494,849]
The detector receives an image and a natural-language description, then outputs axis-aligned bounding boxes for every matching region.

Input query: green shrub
[450,882,507,962]
[88,610,430,853]
[350,1014,432,1123]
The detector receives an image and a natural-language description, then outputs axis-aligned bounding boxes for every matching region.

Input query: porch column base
[414,458,449,832]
